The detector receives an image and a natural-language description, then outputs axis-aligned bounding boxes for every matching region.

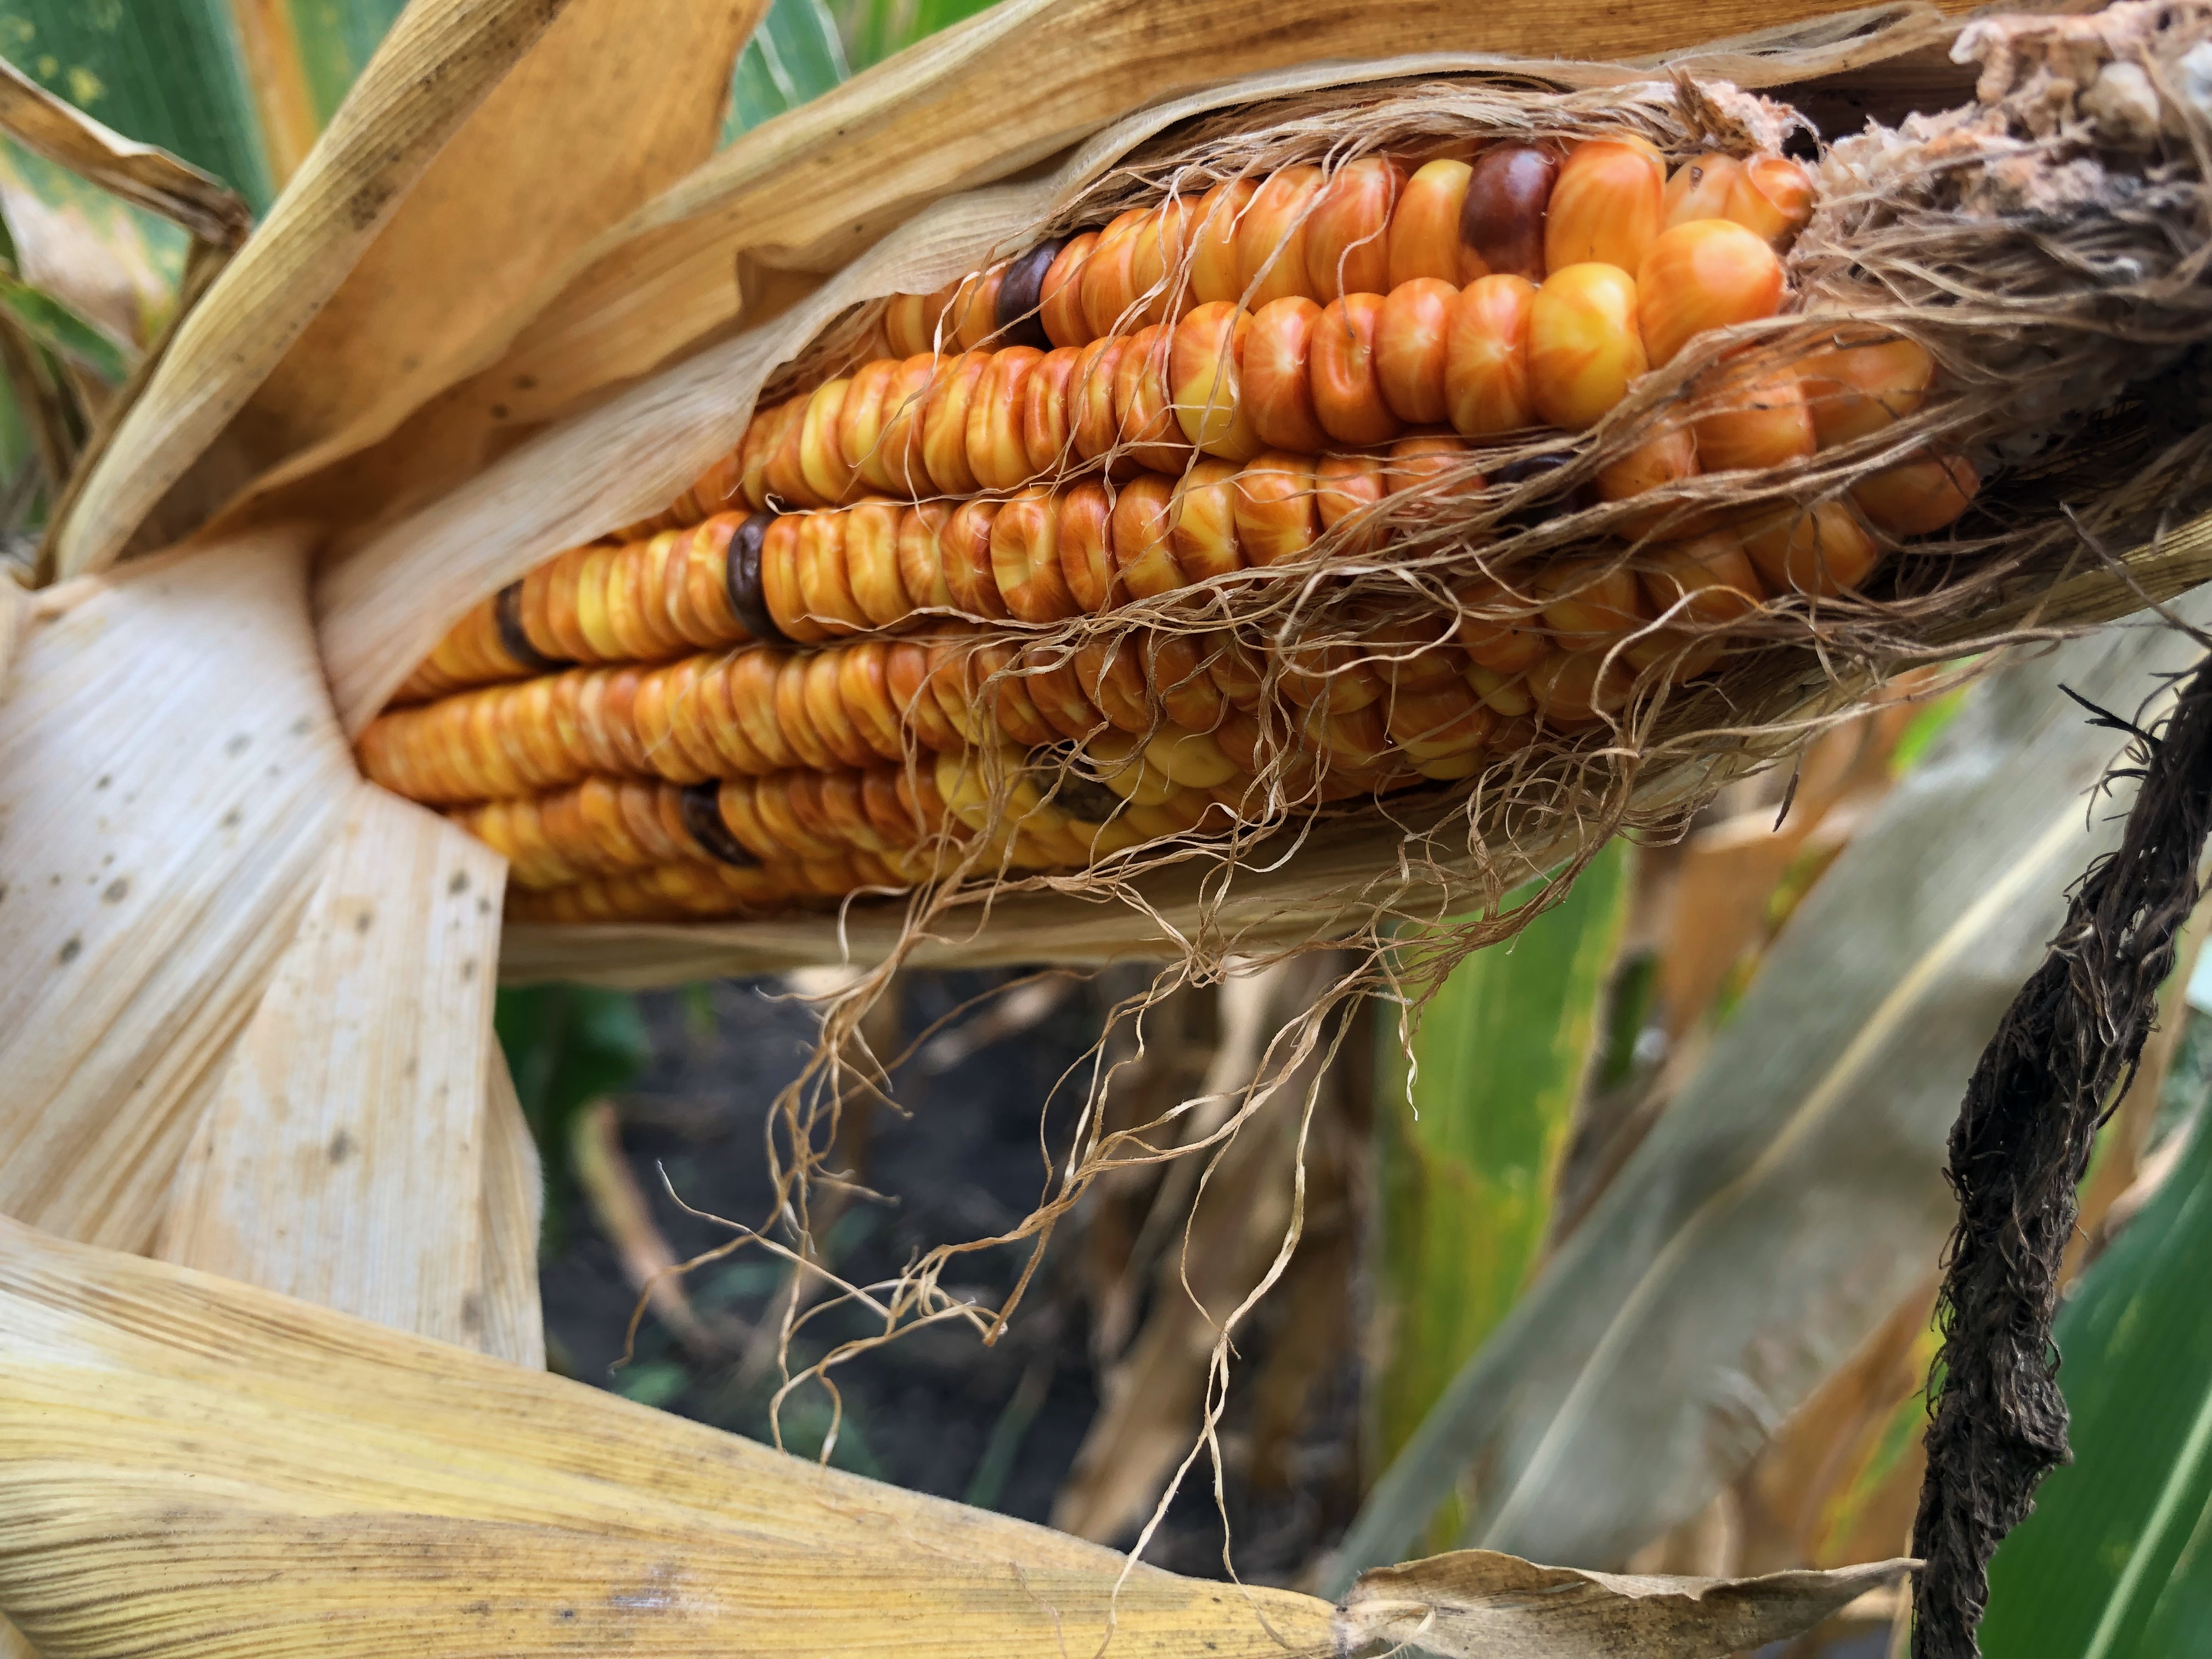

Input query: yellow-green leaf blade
[1369,845,1630,1509]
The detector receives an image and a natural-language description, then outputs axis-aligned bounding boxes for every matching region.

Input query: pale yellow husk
[0,531,541,1361]
[0,1213,1909,1659]
[152,780,516,1355]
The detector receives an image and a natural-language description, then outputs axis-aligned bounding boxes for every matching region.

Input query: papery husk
[122,0,771,569]
[58,0,1973,581]
[151,780,518,1356]
[0,1211,1912,1659]
[0,529,543,1367]
[0,529,352,1252]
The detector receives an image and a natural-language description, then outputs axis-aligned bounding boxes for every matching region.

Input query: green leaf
[0,136,186,336]
[1329,594,2212,1590]
[724,0,853,142]
[1368,843,1630,1537]
[281,0,410,132]
[1981,1101,2212,1657]
[0,273,125,380]
[495,983,651,1254]
[828,0,1000,74]
[0,1,274,208]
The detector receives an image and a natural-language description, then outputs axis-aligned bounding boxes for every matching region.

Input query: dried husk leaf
[153,780,510,1354]
[173,0,770,550]
[0,1213,1906,1659]
[0,528,352,1249]
[478,1048,547,1369]
[1336,1549,1914,1658]
[0,55,247,247]
[0,1215,1330,1659]
[47,0,579,579]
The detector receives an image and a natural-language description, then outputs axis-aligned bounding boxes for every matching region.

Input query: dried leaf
[0,53,247,246]
[47,0,576,578]
[1052,959,1336,1542]
[0,139,185,353]
[0,528,352,1252]
[154,781,507,1352]
[1337,1549,1914,1658]
[0,1214,1334,1659]
[569,1098,737,1357]
[189,0,769,549]
[0,1210,1904,1659]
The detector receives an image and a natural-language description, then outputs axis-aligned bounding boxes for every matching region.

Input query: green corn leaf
[828,0,1000,75]
[1368,842,1630,1543]
[0,1,273,208]
[282,0,410,133]
[1980,1101,2212,1657]
[725,0,853,141]
[0,273,126,381]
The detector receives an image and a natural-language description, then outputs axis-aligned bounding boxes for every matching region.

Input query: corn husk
[51,0,1967,585]
[0,1212,1910,1659]
[46,0,577,577]
[155,0,774,555]
[478,1050,546,1369]
[0,529,352,1250]
[0,526,543,1364]
[151,781,514,1353]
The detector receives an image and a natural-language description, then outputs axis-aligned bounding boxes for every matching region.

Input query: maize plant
[5,0,2212,1656]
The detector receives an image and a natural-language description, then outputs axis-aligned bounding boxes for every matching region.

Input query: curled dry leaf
[1336,1548,1915,1659]
[0,55,247,248]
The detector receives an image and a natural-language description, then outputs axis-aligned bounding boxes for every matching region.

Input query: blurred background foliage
[5,4,2210,1650]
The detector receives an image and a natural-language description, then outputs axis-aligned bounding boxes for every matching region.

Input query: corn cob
[453,766,940,887]
[630,141,1825,526]
[365,512,1790,827]
[404,387,1943,698]
[376,137,1966,919]
[388,519,766,703]
[397,137,1963,709]
[391,569,576,703]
